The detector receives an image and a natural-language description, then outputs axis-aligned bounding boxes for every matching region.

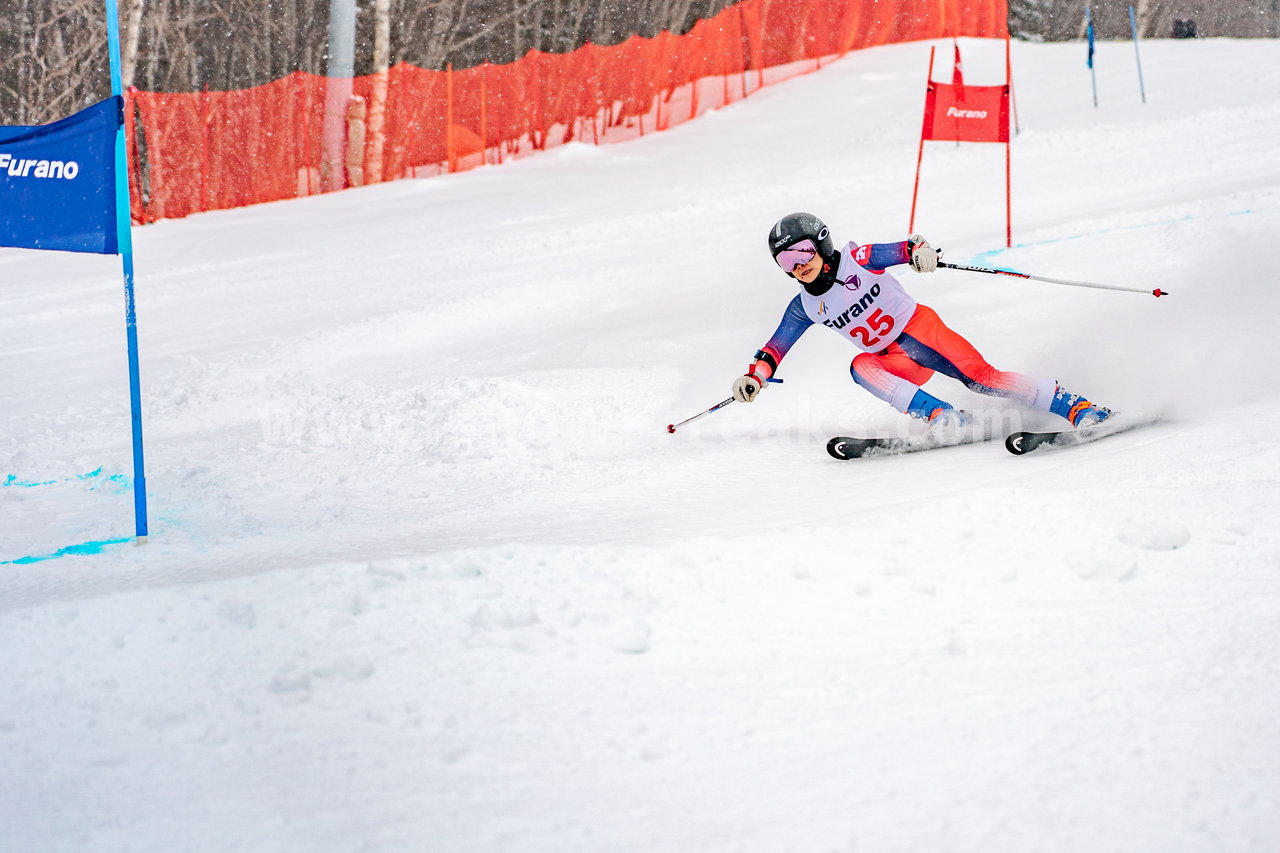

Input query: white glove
[909,235,938,273]
[732,373,767,403]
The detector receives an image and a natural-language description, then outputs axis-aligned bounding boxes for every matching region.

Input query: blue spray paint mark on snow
[1,537,133,565]
[2,467,130,493]
[2,468,138,563]
[966,207,1266,265]
[3,474,58,487]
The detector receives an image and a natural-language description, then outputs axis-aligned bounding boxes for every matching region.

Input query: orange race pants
[849,304,1056,414]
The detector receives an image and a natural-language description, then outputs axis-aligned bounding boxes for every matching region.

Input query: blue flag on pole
[0,0,149,543]
[0,96,122,254]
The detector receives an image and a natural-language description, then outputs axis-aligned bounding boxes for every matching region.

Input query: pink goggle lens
[774,239,818,273]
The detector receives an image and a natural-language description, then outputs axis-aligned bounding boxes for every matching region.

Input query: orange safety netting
[126,0,1008,223]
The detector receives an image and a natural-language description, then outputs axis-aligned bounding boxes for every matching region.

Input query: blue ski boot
[1049,384,1112,427]
[907,389,969,428]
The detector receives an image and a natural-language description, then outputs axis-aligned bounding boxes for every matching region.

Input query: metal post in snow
[1129,5,1147,104]
[1086,7,1098,108]
[1007,34,1021,135]
[321,0,356,191]
[105,0,149,542]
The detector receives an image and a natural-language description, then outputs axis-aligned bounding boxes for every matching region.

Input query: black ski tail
[1005,413,1152,455]
[827,418,995,460]
[827,437,889,460]
[1005,431,1059,455]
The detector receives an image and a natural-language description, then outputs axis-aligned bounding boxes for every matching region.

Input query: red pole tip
[1153,288,1168,297]
[667,424,676,433]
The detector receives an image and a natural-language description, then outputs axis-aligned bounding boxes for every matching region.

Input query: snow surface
[3,37,1280,852]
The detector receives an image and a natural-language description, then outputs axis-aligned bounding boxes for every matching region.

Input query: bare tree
[2,0,748,122]
[367,0,392,183]
[1,0,109,124]
[121,0,146,87]
[1009,0,1279,40]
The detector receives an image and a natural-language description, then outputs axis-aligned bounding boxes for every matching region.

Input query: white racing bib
[799,242,918,353]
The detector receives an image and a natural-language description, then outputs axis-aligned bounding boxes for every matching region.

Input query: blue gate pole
[1086,7,1098,108]
[1129,5,1148,104]
[105,0,149,542]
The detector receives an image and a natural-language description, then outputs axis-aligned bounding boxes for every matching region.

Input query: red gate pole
[908,46,935,235]
[1005,126,1012,248]
[1004,37,1013,248]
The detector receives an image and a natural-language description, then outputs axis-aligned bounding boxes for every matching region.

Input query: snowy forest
[1009,0,1280,41]
[2,0,1278,124]
[4,0,739,123]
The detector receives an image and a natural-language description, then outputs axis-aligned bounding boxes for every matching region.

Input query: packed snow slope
[3,37,1280,853]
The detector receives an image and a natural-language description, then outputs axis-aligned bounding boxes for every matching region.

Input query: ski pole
[938,260,1168,298]
[667,398,733,433]
[667,378,782,434]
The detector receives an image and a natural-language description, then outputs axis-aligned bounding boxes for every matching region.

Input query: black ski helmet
[767,212,834,271]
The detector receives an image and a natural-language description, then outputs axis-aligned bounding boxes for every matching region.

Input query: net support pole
[1129,5,1148,104]
[446,62,455,172]
[105,0,149,542]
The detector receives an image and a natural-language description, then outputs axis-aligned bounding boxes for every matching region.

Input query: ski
[1004,414,1149,455]
[827,427,992,460]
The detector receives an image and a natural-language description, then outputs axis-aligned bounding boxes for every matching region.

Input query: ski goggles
[773,239,818,273]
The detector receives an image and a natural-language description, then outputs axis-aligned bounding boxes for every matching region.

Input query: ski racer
[732,212,1111,427]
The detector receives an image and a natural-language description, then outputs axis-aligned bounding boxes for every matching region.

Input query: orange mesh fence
[127,0,1007,223]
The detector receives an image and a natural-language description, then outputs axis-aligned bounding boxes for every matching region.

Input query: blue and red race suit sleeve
[859,240,912,273]
[749,294,812,381]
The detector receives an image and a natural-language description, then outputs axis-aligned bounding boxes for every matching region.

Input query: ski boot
[1049,384,1111,427]
[907,389,970,429]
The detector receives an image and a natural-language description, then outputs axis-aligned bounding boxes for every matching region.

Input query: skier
[732,212,1111,428]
